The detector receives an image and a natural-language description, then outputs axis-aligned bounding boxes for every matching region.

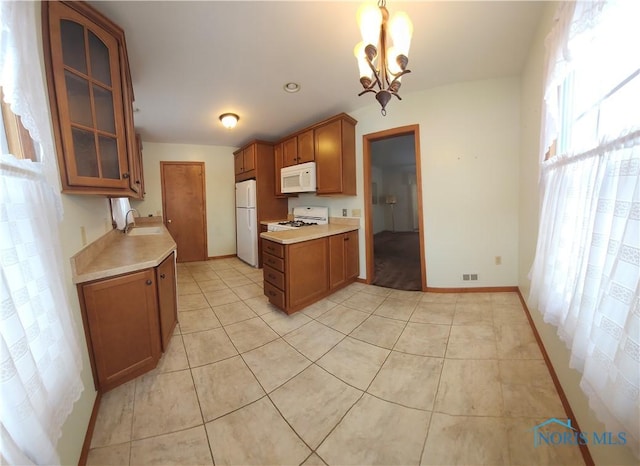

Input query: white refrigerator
[235,179,258,267]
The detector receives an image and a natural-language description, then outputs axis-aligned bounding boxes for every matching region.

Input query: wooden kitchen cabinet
[274,142,285,197]
[282,136,298,167]
[156,252,177,351]
[330,230,359,289]
[234,144,257,180]
[43,1,142,197]
[80,269,161,392]
[78,252,177,392]
[315,115,357,195]
[297,129,315,164]
[263,231,358,314]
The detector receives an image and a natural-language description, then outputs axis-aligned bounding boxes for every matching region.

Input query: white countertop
[260,223,359,244]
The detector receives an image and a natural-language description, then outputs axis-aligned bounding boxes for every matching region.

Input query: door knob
[167,219,172,223]
[146,279,152,285]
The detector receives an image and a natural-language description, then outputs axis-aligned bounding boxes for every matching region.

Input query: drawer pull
[160,273,166,279]
[269,290,276,297]
[268,274,275,279]
[146,279,152,285]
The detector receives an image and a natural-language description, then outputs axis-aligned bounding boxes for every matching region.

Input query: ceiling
[89,1,545,148]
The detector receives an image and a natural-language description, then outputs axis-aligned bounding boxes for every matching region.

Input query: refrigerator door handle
[247,209,251,230]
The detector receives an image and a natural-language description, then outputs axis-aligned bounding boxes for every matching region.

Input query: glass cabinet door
[50,2,129,189]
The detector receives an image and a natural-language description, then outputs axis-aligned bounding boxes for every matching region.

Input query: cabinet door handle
[268,273,275,279]
[146,279,152,285]
[344,237,349,241]
[160,273,166,279]
[268,290,276,297]
[123,172,130,179]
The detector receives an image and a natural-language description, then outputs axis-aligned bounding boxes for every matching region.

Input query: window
[1,1,84,464]
[529,0,639,459]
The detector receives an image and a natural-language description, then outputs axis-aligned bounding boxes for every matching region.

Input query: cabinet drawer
[263,265,285,289]
[264,281,285,308]
[263,240,284,258]
[263,253,284,272]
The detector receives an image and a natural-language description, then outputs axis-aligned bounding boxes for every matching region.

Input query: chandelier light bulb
[357,3,382,47]
[389,11,413,57]
[354,42,373,79]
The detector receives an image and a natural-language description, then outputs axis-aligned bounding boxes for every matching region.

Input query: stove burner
[277,220,318,227]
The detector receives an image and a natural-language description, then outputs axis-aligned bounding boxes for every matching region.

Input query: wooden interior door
[161,162,207,262]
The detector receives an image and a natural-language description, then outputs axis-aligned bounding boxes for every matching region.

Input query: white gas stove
[266,206,329,232]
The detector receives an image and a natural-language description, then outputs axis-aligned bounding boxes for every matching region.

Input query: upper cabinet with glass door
[43,1,142,197]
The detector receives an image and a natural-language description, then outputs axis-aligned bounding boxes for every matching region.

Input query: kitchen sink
[127,226,164,236]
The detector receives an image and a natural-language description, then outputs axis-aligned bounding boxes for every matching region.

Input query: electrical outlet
[463,274,470,281]
[342,209,347,217]
[495,256,502,265]
[471,274,478,280]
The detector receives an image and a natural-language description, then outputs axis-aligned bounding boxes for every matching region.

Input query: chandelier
[354,1,413,115]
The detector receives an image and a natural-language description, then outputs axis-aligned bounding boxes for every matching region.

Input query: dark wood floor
[372,231,422,291]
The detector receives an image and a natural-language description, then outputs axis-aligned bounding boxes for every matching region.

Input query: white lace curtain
[529,0,639,458]
[0,1,83,464]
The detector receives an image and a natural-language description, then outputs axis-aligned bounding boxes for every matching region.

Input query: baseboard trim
[516,288,595,466]
[425,286,519,293]
[207,254,237,261]
[78,391,102,466]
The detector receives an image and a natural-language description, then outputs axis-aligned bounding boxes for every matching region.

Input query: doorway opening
[363,125,426,291]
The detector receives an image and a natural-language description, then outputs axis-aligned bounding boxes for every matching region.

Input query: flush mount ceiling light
[219,113,239,129]
[283,82,301,93]
[354,0,413,115]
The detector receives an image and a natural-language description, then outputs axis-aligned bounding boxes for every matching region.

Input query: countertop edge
[260,224,359,245]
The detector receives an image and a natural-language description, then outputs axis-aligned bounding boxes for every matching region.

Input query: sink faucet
[124,208,139,233]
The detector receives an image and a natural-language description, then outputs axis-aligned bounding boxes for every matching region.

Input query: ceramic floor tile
[368,352,443,410]
[301,452,327,465]
[178,308,221,334]
[182,327,238,367]
[177,275,196,285]
[86,443,130,466]
[216,268,245,280]
[261,308,312,335]
[387,289,423,302]
[496,323,543,359]
[225,316,279,353]
[132,369,202,439]
[410,302,455,325]
[211,301,256,326]
[283,321,345,361]
[130,426,213,465]
[270,365,362,448]
[374,298,418,321]
[421,413,510,465]
[456,292,492,303]
[190,270,220,282]
[154,334,189,373]
[446,324,497,359]
[350,315,406,349]
[243,295,279,315]
[435,359,503,416]
[300,298,338,319]
[90,380,135,448]
[505,417,586,465]
[177,281,201,296]
[210,260,236,271]
[491,292,522,306]
[222,276,254,288]
[197,278,229,293]
[242,339,311,392]
[360,285,393,297]
[453,301,494,325]
[317,337,390,390]
[178,293,210,311]
[326,287,358,304]
[394,322,450,357]
[206,397,310,465]
[499,359,555,387]
[192,355,265,421]
[231,282,263,300]
[317,394,430,466]
[502,384,565,418]
[317,305,369,334]
[419,292,457,304]
[203,289,241,307]
[341,291,386,313]
[493,303,530,325]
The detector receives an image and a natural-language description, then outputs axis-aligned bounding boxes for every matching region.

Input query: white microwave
[281,161,317,193]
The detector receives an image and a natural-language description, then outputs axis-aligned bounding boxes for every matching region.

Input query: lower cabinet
[78,251,177,392]
[263,232,359,314]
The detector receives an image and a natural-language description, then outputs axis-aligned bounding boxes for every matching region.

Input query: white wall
[518,3,637,464]
[290,76,521,288]
[130,142,237,258]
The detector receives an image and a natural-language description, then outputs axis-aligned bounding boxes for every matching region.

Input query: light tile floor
[87,258,585,465]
